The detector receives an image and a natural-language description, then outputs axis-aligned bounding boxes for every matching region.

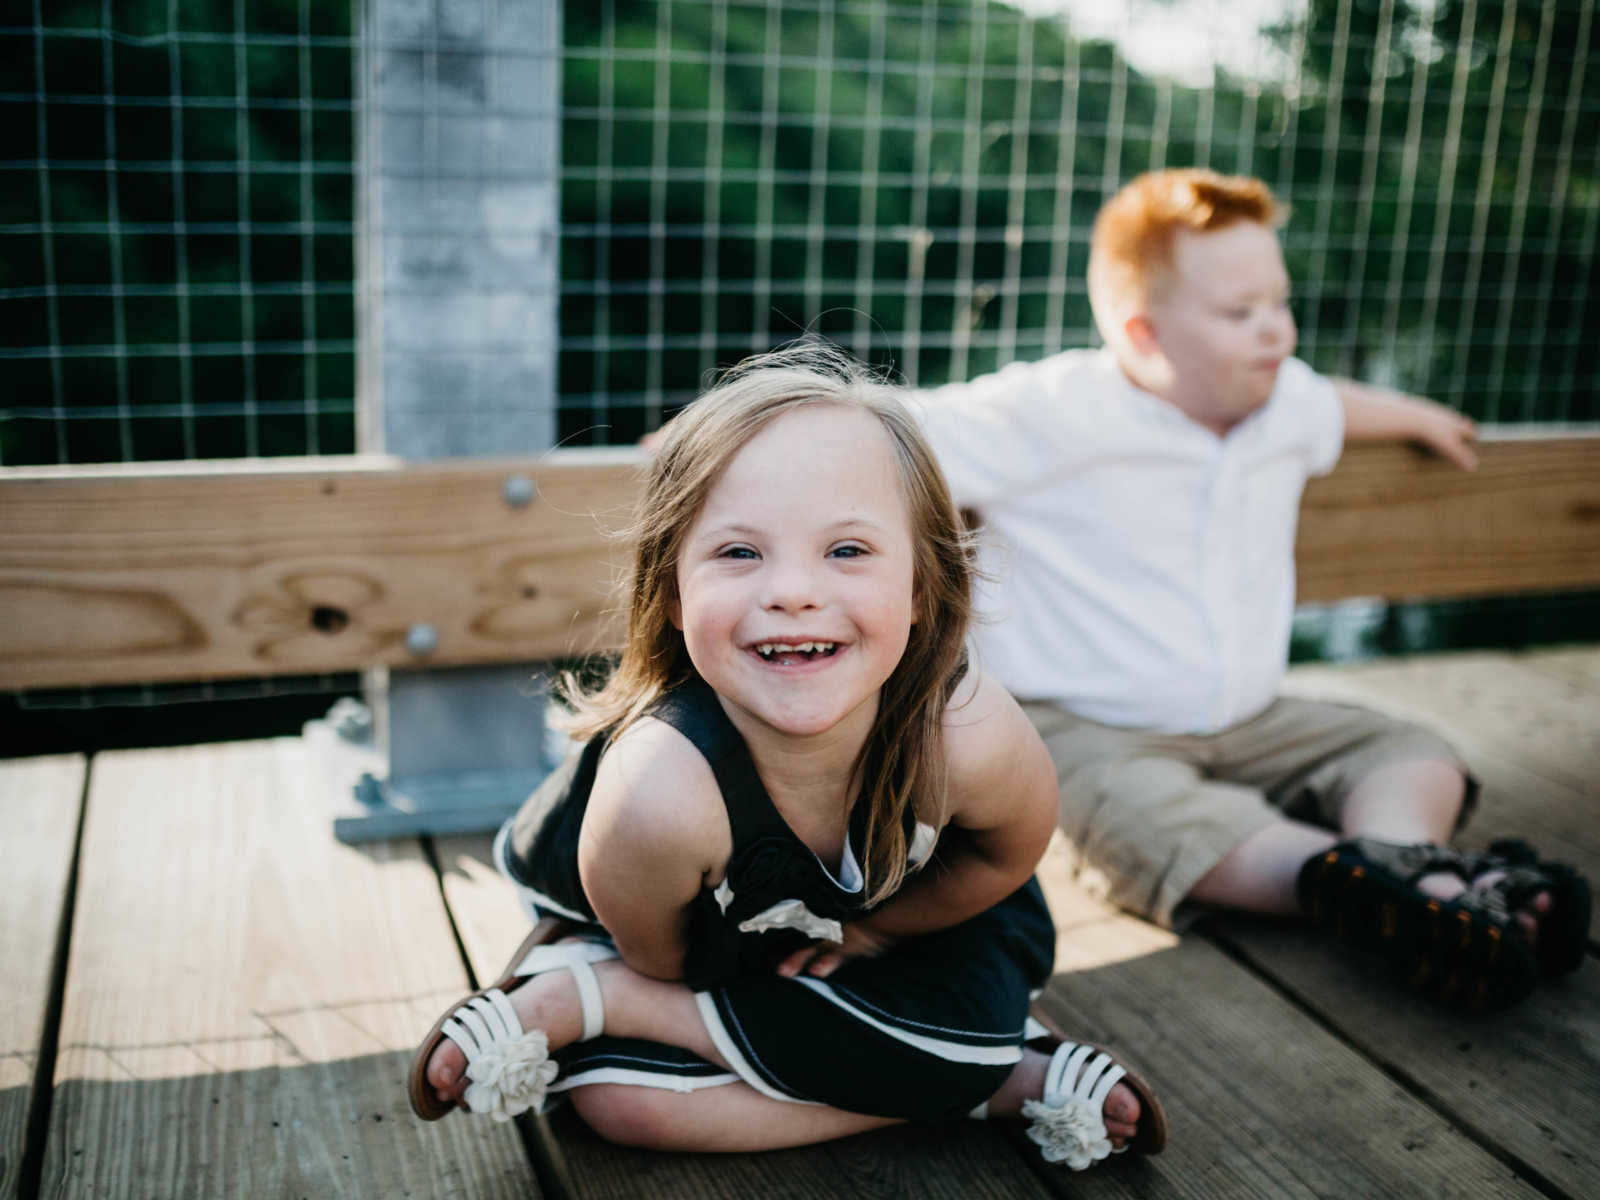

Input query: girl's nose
[761,559,821,611]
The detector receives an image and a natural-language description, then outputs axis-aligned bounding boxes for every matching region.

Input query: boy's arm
[1332,378,1479,470]
[778,671,1057,978]
[577,718,731,981]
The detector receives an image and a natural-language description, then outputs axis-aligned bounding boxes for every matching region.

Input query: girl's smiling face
[671,403,918,748]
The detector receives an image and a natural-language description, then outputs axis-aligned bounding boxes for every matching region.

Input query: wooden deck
[4,647,1597,1199]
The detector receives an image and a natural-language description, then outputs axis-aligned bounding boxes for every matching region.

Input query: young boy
[906,168,1590,1011]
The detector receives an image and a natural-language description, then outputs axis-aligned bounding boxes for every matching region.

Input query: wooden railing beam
[3,432,1597,690]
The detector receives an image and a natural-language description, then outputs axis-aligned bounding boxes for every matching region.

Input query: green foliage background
[2,0,1595,463]
[0,0,355,464]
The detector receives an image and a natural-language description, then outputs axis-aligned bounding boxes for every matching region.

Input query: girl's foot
[983,1013,1168,1170]
[409,921,615,1121]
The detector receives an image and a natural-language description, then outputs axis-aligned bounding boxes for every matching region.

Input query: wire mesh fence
[2,0,1596,725]
[5,0,1595,468]
[554,0,1600,443]
[1,0,356,466]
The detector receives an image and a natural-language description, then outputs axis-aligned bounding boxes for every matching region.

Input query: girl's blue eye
[830,544,866,558]
[720,546,758,559]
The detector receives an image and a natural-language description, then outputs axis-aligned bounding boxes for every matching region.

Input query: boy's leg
[1341,757,1550,936]
[1186,820,1335,913]
[1190,756,1470,914]
[1021,700,1288,925]
[1219,698,1557,940]
[1339,757,1467,843]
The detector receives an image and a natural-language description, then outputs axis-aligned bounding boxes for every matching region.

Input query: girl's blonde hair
[563,342,975,904]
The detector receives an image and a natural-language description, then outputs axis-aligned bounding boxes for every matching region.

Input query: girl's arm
[1333,378,1479,470]
[781,670,1058,977]
[576,717,732,981]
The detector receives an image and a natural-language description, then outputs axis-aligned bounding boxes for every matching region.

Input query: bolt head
[405,623,439,656]
[502,473,537,508]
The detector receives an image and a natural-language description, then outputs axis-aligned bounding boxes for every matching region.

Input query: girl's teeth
[756,641,836,659]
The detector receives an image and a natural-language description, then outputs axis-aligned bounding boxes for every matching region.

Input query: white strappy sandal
[408,918,618,1122]
[974,1012,1169,1170]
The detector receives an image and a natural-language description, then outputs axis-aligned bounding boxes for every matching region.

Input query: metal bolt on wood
[503,473,537,508]
[405,623,439,657]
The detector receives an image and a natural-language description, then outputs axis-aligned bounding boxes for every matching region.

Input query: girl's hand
[775,922,897,979]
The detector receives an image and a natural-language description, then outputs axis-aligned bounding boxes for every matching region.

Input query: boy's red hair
[1088,169,1283,353]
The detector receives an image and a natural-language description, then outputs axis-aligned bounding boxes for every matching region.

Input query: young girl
[407,346,1168,1169]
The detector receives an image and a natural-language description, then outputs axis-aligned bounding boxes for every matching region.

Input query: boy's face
[1139,221,1296,436]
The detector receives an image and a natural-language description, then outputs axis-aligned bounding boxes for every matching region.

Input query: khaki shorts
[1021,696,1478,929]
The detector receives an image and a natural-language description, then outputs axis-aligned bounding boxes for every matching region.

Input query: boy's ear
[1124,313,1160,357]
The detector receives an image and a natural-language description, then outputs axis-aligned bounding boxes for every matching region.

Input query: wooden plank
[1285,652,1600,859]
[1220,651,1600,1196]
[4,433,1597,691]
[0,755,84,1200]
[0,451,638,690]
[1296,432,1600,604]
[541,1109,1077,1200]
[1513,645,1600,696]
[39,740,539,1199]
[1032,848,1544,1198]
[433,833,1062,1199]
[1209,919,1600,1199]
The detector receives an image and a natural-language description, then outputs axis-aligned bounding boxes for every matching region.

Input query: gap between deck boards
[418,832,580,1200]
[6,757,87,1200]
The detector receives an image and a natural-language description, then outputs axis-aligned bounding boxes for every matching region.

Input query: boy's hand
[775,922,897,979]
[1336,379,1479,471]
[1413,403,1479,471]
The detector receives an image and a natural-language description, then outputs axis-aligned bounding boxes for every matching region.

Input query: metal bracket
[309,667,570,843]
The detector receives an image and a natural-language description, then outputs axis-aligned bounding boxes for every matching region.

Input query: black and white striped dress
[495,674,1055,1121]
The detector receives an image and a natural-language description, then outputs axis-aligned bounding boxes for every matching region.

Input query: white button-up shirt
[908,349,1343,734]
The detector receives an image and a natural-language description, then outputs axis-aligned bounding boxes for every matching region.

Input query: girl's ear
[668,592,683,631]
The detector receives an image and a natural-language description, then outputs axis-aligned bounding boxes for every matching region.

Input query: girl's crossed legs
[422,954,1145,1153]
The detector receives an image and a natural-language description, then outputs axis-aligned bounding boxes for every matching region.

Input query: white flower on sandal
[1020,1094,1113,1169]
[462,1028,559,1122]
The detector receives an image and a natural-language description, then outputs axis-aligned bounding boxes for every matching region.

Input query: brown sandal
[1297,838,1541,1012]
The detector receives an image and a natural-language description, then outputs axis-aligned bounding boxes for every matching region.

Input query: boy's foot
[1412,864,1548,945]
[1432,839,1590,977]
[1297,838,1590,1011]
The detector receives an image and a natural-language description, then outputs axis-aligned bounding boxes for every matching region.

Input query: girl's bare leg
[426,957,1140,1153]
[571,1083,900,1152]
[570,1045,1139,1153]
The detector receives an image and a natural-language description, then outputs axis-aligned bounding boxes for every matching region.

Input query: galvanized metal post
[314,0,563,841]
